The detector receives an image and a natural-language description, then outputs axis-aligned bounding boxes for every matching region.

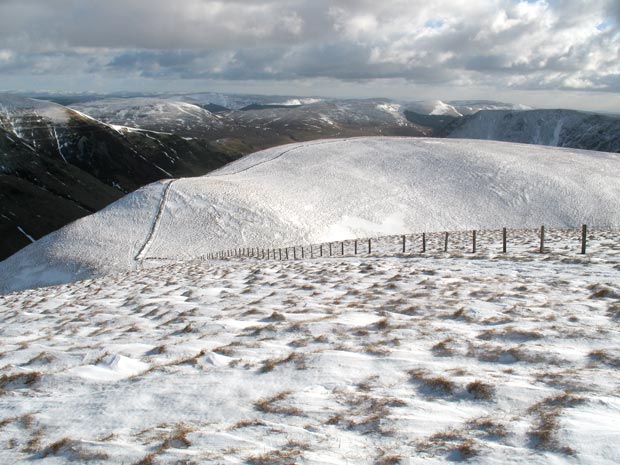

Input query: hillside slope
[1,137,619,294]
[0,94,241,259]
[446,109,620,153]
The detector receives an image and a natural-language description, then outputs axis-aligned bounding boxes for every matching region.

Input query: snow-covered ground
[1,228,619,464]
[2,137,620,294]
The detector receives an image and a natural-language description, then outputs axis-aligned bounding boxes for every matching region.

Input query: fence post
[285,248,289,260]
[354,240,357,255]
[279,248,282,260]
[320,244,323,257]
[502,228,507,254]
[444,232,449,252]
[301,246,305,259]
[329,243,332,256]
[540,225,545,254]
[422,233,426,253]
[581,224,587,254]
[368,238,372,254]
[293,247,297,260]
[341,241,344,256]
[402,235,406,253]
[472,230,477,254]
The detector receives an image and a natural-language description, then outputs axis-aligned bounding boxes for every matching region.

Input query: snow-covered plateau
[0,229,619,464]
[2,136,620,294]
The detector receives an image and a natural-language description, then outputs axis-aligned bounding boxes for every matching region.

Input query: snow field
[0,229,619,464]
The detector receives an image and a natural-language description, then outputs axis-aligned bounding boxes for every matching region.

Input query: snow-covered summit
[71,97,224,133]
[404,99,531,117]
[1,136,620,294]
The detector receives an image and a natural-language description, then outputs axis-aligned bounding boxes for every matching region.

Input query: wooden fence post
[444,232,449,252]
[422,233,426,253]
[320,244,323,257]
[285,248,289,260]
[329,243,332,256]
[341,241,344,256]
[472,230,477,254]
[402,235,406,253]
[540,225,545,253]
[301,247,305,259]
[279,248,282,260]
[502,228,507,254]
[368,238,372,254]
[581,224,587,254]
[293,247,297,260]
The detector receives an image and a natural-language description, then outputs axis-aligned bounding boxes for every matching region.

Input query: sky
[0,0,619,112]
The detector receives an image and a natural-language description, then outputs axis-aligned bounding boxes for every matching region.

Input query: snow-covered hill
[447,109,620,153]
[404,100,530,117]
[71,98,225,135]
[2,137,619,294]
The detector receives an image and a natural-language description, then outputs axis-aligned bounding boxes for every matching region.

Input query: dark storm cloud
[0,0,618,93]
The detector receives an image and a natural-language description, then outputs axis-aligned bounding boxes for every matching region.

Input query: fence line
[200,225,613,262]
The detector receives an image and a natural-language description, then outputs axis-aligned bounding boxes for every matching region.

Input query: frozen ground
[0,228,619,465]
[2,137,620,294]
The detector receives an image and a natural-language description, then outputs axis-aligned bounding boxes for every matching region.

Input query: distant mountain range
[1,91,619,260]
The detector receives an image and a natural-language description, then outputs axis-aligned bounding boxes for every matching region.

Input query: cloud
[0,0,618,94]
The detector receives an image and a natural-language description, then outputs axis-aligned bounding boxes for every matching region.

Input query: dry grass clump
[262,311,286,322]
[466,380,495,400]
[246,440,308,465]
[254,391,303,416]
[417,430,478,460]
[409,369,455,396]
[259,351,306,373]
[588,283,620,299]
[527,392,585,454]
[431,338,455,356]
[38,437,109,461]
[588,349,620,367]
[0,372,42,392]
[477,327,543,341]
[229,419,266,430]
[467,342,550,364]
[375,451,403,465]
[467,417,508,438]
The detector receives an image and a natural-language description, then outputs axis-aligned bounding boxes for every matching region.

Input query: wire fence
[201,225,620,262]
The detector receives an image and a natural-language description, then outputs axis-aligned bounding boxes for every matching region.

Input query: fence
[201,225,617,262]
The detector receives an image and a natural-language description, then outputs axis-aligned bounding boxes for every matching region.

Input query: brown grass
[254,391,303,416]
[260,351,306,373]
[527,392,585,454]
[409,369,455,395]
[466,380,495,400]
[0,372,42,391]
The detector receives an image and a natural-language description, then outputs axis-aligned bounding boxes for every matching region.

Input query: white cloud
[0,0,618,96]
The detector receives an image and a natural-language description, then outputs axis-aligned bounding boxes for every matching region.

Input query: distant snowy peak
[404,99,531,117]
[405,100,463,117]
[449,100,533,115]
[269,98,323,106]
[71,98,224,132]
